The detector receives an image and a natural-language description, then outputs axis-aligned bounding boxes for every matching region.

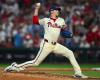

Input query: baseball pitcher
[5,3,88,78]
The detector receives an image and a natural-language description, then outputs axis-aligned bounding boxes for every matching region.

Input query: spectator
[72,32,81,47]
[1,17,13,38]
[0,0,100,48]
[80,35,90,48]
[0,27,6,47]
[83,2,93,15]
[94,26,100,47]
[13,27,23,47]
[5,37,13,48]
[23,33,33,48]
[86,25,99,47]
[33,31,41,48]
[1,0,19,16]
[23,0,33,8]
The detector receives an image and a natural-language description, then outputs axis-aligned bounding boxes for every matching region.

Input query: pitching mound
[0,68,99,80]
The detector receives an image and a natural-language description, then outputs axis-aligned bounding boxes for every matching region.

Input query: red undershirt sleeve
[32,16,39,25]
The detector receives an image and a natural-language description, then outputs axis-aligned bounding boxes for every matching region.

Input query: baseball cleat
[4,62,24,72]
[73,73,88,78]
[92,68,100,71]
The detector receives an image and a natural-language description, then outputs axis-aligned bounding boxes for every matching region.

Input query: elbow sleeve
[32,16,39,24]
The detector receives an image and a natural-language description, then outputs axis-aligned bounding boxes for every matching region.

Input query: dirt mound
[0,68,99,80]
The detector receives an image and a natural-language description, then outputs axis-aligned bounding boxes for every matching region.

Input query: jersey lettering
[47,22,61,28]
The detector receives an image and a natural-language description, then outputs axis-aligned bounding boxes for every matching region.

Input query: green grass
[0,63,100,78]
[0,63,100,68]
[37,63,100,68]
[0,64,9,67]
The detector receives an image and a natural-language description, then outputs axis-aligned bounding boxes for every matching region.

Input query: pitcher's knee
[68,51,74,57]
[63,50,74,57]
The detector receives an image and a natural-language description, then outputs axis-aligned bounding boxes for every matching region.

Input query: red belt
[44,39,56,45]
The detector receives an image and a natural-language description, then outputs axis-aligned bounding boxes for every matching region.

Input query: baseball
[36,3,41,7]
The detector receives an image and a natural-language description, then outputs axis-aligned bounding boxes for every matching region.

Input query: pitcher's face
[50,10,59,17]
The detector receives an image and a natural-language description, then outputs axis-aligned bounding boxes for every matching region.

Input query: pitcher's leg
[17,42,52,68]
[53,43,82,74]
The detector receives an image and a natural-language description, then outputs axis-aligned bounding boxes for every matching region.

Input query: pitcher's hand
[35,3,41,9]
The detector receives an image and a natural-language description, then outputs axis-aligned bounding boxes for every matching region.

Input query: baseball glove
[60,29,73,38]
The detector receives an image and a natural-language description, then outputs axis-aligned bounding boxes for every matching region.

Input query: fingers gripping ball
[35,3,41,8]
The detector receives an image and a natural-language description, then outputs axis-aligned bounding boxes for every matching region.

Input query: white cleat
[4,62,25,72]
[92,68,100,71]
[73,73,88,78]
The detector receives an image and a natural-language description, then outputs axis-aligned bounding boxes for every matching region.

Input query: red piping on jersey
[50,17,58,22]
[32,16,39,24]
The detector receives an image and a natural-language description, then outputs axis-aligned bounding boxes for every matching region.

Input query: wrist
[35,6,40,9]
[34,9,39,16]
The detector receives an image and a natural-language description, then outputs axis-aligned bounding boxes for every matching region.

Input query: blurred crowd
[0,0,100,48]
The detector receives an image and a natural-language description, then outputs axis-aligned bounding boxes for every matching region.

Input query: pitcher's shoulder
[58,17,65,22]
[58,17,64,20]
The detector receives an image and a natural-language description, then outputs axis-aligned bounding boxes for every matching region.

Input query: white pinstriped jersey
[39,17,66,42]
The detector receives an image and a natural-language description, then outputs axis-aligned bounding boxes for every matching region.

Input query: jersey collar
[50,17,58,22]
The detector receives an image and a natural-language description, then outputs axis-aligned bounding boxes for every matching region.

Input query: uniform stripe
[19,41,45,67]
[33,41,45,63]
